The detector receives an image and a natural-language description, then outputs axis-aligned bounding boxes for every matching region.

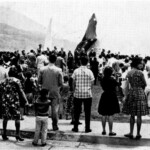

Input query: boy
[32,89,51,146]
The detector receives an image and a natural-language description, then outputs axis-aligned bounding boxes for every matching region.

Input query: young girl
[32,89,51,147]
[98,66,120,136]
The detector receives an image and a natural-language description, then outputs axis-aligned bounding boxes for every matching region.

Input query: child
[32,89,51,147]
[24,71,36,115]
[59,75,70,119]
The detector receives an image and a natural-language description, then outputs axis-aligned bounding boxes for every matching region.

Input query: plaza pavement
[0,116,150,147]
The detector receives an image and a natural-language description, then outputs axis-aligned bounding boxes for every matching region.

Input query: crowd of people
[0,44,150,146]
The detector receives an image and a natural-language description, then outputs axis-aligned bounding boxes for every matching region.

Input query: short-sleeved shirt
[72,66,94,99]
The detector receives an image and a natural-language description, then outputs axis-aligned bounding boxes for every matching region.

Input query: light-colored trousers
[33,116,48,144]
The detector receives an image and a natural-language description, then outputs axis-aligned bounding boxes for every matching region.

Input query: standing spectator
[0,58,8,118]
[122,57,149,140]
[145,72,150,108]
[55,53,66,72]
[0,67,28,141]
[27,50,36,69]
[59,47,66,61]
[72,55,94,133]
[98,66,120,136]
[59,75,70,119]
[67,51,74,73]
[32,89,51,147]
[36,51,49,76]
[24,71,36,115]
[38,54,63,131]
[90,57,99,85]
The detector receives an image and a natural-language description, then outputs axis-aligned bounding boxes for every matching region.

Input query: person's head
[39,44,42,49]
[40,89,49,98]
[64,75,69,83]
[26,71,32,79]
[0,58,3,65]
[131,57,143,70]
[49,54,57,63]
[8,66,18,78]
[80,56,88,66]
[103,66,113,78]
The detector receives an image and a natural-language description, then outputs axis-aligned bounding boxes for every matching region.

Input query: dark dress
[98,76,120,116]
[122,69,149,116]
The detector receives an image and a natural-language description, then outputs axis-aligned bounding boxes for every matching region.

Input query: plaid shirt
[72,66,94,98]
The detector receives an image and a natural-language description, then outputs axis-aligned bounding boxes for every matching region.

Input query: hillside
[0,23,45,51]
[0,23,77,52]
[0,7,46,34]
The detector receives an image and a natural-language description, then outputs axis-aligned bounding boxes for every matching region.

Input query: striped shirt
[72,66,94,98]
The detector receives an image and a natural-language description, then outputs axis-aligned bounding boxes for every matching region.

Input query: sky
[0,0,150,55]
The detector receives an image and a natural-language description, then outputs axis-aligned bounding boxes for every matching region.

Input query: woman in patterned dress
[122,57,149,139]
[0,67,28,141]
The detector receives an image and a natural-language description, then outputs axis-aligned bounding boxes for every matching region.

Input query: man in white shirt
[36,51,49,76]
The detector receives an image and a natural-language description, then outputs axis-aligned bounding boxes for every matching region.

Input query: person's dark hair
[103,66,113,78]
[131,57,142,69]
[8,66,18,78]
[0,59,3,65]
[49,54,57,63]
[40,89,49,97]
[80,56,88,66]
[64,75,69,82]
[26,71,32,79]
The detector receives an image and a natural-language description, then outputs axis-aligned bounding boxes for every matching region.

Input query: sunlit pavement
[0,137,150,150]
[1,116,150,149]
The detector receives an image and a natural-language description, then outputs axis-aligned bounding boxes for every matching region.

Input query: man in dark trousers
[72,55,94,133]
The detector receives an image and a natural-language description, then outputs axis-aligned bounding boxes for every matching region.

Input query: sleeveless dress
[122,69,149,116]
[0,77,24,120]
[98,76,120,116]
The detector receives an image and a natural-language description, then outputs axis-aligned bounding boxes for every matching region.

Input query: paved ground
[1,116,150,149]
[0,137,150,150]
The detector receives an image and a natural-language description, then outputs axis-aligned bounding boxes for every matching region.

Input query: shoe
[85,129,92,133]
[32,142,38,146]
[135,135,142,140]
[72,128,78,132]
[124,134,133,139]
[53,127,59,131]
[2,135,9,141]
[59,115,62,119]
[41,143,47,146]
[102,131,106,135]
[16,136,24,141]
[78,122,82,125]
[109,132,116,136]
[70,121,82,125]
[20,117,24,120]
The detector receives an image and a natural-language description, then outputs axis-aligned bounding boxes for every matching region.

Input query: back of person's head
[8,66,18,78]
[49,54,57,63]
[103,66,113,78]
[26,71,32,79]
[64,75,69,82]
[80,55,88,66]
[0,58,3,65]
[40,89,49,98]
[57,52,61,57]
[131,57,142,69]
